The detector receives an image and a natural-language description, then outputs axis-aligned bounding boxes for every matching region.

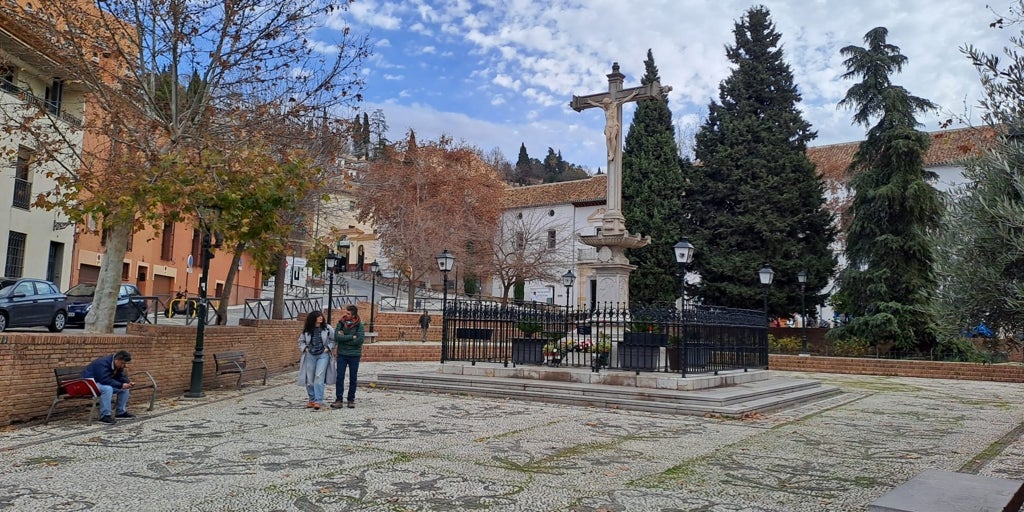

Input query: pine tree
[621,49,687,305]
[831,27,940,351]
[688,7,836,316]
[514,143,532,184]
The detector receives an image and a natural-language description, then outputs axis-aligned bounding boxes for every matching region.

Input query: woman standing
[297,310,335,410]
[332,305,365,409]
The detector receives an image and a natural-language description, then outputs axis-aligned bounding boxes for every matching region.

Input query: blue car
[66,283,147,327]
[0,277,68,332]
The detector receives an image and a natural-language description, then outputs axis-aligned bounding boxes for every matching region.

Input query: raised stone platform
[868,469,1024,512]
[376,363,840,417]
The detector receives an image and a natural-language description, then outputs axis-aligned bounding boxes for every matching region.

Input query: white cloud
[340,0,1015,170]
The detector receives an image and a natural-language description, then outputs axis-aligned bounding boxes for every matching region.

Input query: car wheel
[48,311,67,332]
[0,313,7,332]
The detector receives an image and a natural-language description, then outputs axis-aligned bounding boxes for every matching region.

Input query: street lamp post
[369,260,380,332]
[435,250,455,345]
[185,207,221,399]
[758,263,775,329]
[325,252,340,325]
[673,238,696,374]
[561,270,576,309]
[798,270,809,356]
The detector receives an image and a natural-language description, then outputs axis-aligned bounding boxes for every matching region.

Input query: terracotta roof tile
[503,175,607,208]
[807,126,997,182]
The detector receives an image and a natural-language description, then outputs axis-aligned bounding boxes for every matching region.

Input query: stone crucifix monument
[570,62,671,305]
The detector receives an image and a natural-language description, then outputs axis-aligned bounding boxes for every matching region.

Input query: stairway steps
[374,371,840,417]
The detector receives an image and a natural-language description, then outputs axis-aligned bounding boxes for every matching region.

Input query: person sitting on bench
[82,350,136,424]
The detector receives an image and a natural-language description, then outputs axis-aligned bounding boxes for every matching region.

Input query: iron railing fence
[441,301,768,376]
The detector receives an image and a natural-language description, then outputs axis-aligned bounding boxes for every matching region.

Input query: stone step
[868,469,1024,512]
[374,371,840,417]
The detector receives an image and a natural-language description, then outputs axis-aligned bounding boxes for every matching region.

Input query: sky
[316,0,1013,172]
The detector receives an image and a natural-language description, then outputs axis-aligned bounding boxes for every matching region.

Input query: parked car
[65,282,148,327]
[0,277,68,332]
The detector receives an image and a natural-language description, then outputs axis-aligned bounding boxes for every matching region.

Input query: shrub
[768,334,802,355]
[831,337,870,357]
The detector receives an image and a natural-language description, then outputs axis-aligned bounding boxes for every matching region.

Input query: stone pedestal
[578,232,649,306]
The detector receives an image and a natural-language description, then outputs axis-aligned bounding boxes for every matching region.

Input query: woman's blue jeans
[306,352,331,403]
[336,355,360,402]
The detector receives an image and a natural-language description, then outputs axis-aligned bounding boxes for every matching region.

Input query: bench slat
[213,351,268,388]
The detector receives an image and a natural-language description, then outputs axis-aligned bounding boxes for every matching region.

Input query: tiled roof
[503,175,607,208]
[807,126,997,180]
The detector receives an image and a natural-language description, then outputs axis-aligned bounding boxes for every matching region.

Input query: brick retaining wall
[770,354,1024,383]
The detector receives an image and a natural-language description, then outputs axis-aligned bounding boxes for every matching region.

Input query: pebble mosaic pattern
[1,363,1021,511]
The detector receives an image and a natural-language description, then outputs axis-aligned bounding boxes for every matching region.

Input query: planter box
[667,344,710,372]
[512,338,545,365]
[618,344,659,371]
[622,332,668,347]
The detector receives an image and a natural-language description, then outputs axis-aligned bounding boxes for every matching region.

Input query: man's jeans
[336,355,361,402]
[305,352,331,403]
[96,384,130,417]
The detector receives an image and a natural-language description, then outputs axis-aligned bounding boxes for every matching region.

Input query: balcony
[12,178,31,209]
[0,76,83,129]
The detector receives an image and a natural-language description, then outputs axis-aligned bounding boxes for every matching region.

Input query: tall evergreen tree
[514,143,532,184]
[622,49,687,305]
[831,27,940,351]
[688,6,836,316]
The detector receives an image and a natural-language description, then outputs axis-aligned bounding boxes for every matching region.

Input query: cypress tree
[688,6,836,316]
[831,27,940,351]
[622,49,687,305]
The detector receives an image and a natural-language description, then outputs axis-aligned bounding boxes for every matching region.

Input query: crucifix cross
[570,62,671,235]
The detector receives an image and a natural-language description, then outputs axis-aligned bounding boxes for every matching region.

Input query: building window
[121,262,130,280]
[515,231,526,250]
[45,78,63,115]
[12,147,31,210]
[0,66,17,93]
[136,266,147,282]
[547,230,556,249]
[160,221,174,261]
[5,231,27,278]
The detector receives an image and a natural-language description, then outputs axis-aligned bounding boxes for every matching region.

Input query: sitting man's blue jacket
[82,354,129,388]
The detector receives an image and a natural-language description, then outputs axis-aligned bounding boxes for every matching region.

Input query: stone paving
[1,363,1022,511]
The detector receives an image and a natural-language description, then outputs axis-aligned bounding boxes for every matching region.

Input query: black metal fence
[441,302,768,376]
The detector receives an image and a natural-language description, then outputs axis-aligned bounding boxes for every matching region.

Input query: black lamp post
[758,263,775,329]
[561,269,576,309]
[369,260,380,332]
[673,238,696,374]
[436,249,455,343]
[185,206,222,399]
[325,251,340,325]
[673,238,695,310]
[798,270,809,356]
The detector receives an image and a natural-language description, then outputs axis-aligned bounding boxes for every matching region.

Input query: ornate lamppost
[798,269,809,356]
[325,251,340,325]
[369,260,380,332]
[185,206,222,399]
[561,270,576,309]
[673,237,695,373]
[436,249,455,344]
[758,263,775,330]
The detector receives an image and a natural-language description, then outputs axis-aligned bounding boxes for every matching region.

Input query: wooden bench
[45,366,158,425]
[213,351,268,388]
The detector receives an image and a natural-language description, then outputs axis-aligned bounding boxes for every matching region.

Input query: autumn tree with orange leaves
[356,133,504,311]
[1,0,368,331]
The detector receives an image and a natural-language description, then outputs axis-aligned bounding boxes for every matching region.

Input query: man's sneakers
[115,411,136,419]
[98,415,116,424]
[346,400,355,409]
[330,400,344,409]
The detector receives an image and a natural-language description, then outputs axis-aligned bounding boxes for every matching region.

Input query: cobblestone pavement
[1,363,1022,511]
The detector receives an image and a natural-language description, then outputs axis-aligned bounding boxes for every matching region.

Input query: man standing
[82,350,135,424]
[418,309,431,343]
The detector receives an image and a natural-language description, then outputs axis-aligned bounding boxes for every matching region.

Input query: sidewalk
[1,364,1022,511]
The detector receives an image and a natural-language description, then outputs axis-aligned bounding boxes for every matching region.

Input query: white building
[0,16,84,287]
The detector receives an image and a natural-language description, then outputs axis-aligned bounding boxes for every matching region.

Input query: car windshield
[66,284,97,297]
